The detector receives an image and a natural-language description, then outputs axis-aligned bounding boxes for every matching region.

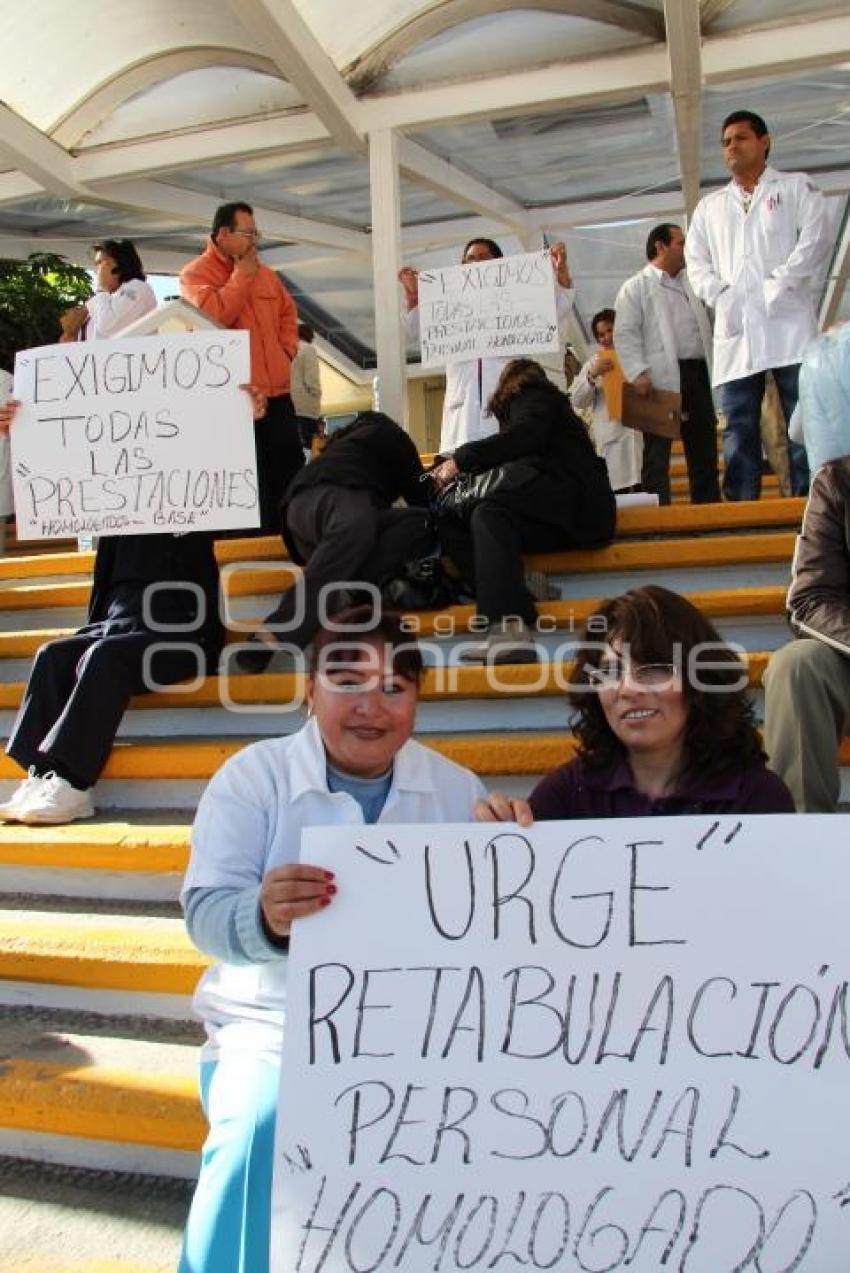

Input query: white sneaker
[0,767,45,822]
[17,772,95,825]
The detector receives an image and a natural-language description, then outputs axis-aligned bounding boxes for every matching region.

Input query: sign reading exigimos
[418,249,560,368]
[12,330,258,539]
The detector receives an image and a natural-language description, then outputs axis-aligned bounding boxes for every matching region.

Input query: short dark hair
[461,237,503,262]
[298,321,315,342]
[722,110,770,156]
[568,585,765,783]
[211,201,254,239]
[94,239,146,283]
[308,604,424,684]
[645,223,680,262]
[591,308,616,339]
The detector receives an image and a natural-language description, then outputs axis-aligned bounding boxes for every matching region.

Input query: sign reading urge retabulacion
[273,815,850,1272]
[11,330,257,540]
[418,250,559,368]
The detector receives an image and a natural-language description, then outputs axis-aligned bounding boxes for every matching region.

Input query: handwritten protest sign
[272,814,850,1271]
[11,330,257,539]
[417,250,559,368]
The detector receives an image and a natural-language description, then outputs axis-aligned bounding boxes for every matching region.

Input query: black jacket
[787,456,850,656]
[453,383,616,543]
[284,412,428,511]
[87,532,223,661]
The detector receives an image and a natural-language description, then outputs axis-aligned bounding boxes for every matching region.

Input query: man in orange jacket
[181,201,304,531]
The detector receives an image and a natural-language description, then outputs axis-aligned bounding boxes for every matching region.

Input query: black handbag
[432,458,541,521]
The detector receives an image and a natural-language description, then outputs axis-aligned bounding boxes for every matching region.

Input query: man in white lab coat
[570,308,643,494]
[685,109,831,501]
[614,224,720,505]
[399,238,574,454]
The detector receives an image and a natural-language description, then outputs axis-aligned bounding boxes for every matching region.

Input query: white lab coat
[570,357,642,491]
[685,166,831,387]
[404,284,575,453]
[182,716,486,1061]
[83,279,157,339]
[614,264,713,392]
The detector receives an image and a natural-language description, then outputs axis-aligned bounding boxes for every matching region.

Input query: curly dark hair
[485,358,556,421]
[569,585,765,782]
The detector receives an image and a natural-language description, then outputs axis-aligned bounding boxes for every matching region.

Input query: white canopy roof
[1,0,848,380]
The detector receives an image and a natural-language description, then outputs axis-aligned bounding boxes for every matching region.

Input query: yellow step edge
[0,586,791,659]
[0,824,191,873]
[3,727,846,786]
[0,652,774,713]
[0,1057,204,1151]
[0,920,208,994]
[0,500,807,586]
[0,531,797,612]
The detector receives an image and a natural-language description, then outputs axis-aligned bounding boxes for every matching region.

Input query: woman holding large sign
[400,236,574,453]
[179,605,486,1273]
[480,585,793,822]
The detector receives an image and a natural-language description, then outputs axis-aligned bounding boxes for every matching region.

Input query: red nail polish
[323,870,335,880]
[320,897,331,907]
[325,884,337,895]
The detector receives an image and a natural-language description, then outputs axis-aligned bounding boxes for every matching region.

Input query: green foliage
[0,252,93,368]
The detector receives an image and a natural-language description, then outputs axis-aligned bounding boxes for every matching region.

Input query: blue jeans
[179,1056,279,1273]
[719,365,809,501]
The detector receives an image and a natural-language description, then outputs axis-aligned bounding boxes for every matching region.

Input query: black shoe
[234,638,276,675]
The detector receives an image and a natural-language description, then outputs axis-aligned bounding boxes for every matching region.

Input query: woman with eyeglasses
[479,585,793,822]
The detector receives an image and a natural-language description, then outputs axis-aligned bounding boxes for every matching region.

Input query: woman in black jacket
[433,358,615,664]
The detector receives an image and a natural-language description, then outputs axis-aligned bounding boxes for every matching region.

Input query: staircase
[0,477,844,1269]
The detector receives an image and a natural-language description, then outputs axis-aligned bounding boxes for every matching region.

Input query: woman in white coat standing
[59,239,157,343]
[399,237,575,454]
[685,109,831,501]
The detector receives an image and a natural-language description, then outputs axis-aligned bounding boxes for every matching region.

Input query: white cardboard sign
[11,330,258,539]
[273,814,850,1272]
[417,250,559,368]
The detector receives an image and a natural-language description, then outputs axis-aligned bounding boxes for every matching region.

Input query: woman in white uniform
[400,237,575,454]
[59,239,157,342]
[179,604,486,1273]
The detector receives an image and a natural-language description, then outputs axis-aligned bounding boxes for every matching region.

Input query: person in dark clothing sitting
[236,411,433,672]
[432,358,616,664]
[1,531,224,824]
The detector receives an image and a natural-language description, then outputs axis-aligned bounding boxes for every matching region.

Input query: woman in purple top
[479,585,793,823]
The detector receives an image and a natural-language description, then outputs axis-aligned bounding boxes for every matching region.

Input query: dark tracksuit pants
[7,631,206,790]
[261,485,434,649]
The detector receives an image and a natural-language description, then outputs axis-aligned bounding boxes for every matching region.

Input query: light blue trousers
[179,1055,280,1273]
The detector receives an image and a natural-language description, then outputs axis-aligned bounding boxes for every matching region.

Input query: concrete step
[0,531,798,623]
[0,500,806,590]
[0,1007,201,1176]
[0,1155,189,1272]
